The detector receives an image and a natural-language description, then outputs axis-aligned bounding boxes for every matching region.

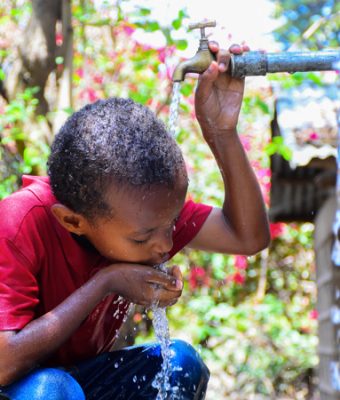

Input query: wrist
[201,126,238,140]
[93,266,116,297]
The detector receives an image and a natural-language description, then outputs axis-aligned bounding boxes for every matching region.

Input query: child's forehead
[106,181,187,224]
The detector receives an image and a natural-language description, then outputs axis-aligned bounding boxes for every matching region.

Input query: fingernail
[219,63,227,72]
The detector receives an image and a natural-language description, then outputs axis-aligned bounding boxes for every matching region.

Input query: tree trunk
[4,0,62,115]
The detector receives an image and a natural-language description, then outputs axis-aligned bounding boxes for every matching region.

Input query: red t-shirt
[0,175,212,366]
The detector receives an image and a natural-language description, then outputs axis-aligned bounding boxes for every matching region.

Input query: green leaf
[138,7,151,16]
[172,19,181,30]
[178,9,188,19]
[279,146,292,161]
[136,21,160,32]
[175,40,188,50]
[180,83,193,97]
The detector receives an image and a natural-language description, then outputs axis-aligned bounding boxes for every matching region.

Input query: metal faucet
[172,20,216,82]
[173,21,340,82]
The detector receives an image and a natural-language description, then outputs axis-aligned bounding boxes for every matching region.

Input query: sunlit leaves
[265,136,293,160]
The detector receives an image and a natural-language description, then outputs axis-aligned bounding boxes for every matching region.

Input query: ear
[50,204,89,235]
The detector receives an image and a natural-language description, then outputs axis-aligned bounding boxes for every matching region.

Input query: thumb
[196,61,219,101]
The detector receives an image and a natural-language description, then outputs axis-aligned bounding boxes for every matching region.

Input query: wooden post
[314,195,340,399]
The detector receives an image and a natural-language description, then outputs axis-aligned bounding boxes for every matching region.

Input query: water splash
[168,82,181,137]
[151,263,179,400]
[151,305,172,399]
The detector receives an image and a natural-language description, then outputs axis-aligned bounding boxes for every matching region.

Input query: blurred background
[0,1,339,399]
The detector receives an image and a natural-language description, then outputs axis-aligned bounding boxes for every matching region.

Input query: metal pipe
[230,50,340,78]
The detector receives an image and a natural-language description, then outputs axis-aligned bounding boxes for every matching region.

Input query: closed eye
[132,238,150,245]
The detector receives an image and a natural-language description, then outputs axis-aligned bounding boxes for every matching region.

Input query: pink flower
[56,33,63,46]
[309,132,319,141]
[87,88,98,103]
[234,255,247,270]
[157,47,167,64]
[75,68,84,79]
[157,46,176,64]
[80,88,99,103]
[309,309,318,320]
[93,74,104,85]
[121,22,135,36]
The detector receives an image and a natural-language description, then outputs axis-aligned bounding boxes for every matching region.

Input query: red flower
[231,272,245,285]
[188,266,210,290]
[270,222,285,240]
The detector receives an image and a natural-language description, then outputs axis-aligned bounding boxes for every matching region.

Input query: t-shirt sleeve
[0,238,39,330]
[169,200,213,258]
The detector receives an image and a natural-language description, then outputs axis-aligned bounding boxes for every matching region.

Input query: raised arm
[188,42,270,255]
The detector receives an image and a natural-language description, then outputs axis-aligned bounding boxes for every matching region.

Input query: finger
[170,265,182,281]
[229,43,243,55]
[157,289,182,307]
[208,41,219,54]
[196,61,219,102]
[147,271,182,291]
[159,298,178,308]
[216,48,231,73]
[241,43,250,52]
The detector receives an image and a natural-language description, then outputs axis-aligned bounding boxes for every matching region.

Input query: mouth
[147,254,170,268]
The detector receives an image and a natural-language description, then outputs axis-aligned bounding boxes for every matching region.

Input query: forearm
[203,127,270,250]
[0,268,110,385]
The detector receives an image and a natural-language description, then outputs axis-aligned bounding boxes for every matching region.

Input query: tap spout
[173,50,215,82]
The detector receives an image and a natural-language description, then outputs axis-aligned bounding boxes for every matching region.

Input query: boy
[0,42,270,399]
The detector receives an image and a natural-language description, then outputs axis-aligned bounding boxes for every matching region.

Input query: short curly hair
[47,97,186,221]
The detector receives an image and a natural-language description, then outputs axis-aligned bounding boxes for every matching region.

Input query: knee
[170,339,210,384]
[5,368,85,400]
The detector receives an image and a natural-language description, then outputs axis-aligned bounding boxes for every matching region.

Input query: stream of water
[168,83,181,137]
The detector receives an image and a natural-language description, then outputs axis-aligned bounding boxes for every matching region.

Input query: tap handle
[189,20,216,39]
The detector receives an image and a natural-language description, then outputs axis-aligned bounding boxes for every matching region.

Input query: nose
[152,228,173,258]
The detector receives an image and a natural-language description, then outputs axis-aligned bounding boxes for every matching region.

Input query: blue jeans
[0,339,209,399]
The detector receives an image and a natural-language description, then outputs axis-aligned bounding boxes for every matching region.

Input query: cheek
[103,238,147,261]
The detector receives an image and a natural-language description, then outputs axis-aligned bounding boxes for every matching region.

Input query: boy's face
[84,175,188,266]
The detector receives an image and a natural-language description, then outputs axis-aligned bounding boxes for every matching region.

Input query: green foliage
[265,136,292,161]
[0,87,49,198]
